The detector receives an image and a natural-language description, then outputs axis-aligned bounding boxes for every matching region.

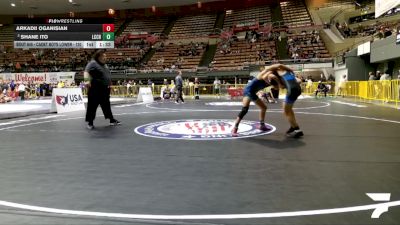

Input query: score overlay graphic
[13,18,114,49]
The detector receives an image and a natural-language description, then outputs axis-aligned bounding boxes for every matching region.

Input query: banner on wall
[0,72,75,84]
[233,20,259,32]
[375,0,399,18]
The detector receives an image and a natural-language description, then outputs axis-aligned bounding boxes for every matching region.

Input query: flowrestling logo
[134,119,276,140]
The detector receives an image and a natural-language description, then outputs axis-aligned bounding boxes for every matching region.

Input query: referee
[84,50,120,130]
[175,70,184,104]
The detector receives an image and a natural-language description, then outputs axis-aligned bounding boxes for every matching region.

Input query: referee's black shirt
[85,59,111,87]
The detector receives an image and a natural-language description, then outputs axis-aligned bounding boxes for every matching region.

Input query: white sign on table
[137,87,154,103]
[51,88,85,113]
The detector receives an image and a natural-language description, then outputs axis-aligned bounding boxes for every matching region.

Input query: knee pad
[238,106,249,119]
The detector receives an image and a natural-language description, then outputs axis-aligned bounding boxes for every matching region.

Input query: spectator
[376,71,382,80]
[2,81,9,94]
[336,75,347,97]
[368,72,376,80]
[328,74,335,81]
[306,78,313,93]
[315,81,328,97]
[126,81,132,97]
[57,80,65,88]
[337,20,398,39]
[380,70,391,80]
[380,70,392,102]
[213,77,221,98]
[18,82,26,101]
[10,80,16,92]
[79,81,85,90]
[194,77,200,99]
[320,73,326,82]
[0,91,11,103]
[396,71,400,101]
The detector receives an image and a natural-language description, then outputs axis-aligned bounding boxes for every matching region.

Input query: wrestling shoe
[286,127,304,138]
[86,123,94,130]
[258,124,272,132]
[110,119,121,126]
[231,127,239,137]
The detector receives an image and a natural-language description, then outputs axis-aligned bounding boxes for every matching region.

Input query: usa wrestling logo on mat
[134,119,276,140]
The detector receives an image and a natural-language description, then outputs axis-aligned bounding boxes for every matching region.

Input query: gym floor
[0,98,399,225]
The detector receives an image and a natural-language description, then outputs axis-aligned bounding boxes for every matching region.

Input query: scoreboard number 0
[102,24,115,32]
[102,32,114,41]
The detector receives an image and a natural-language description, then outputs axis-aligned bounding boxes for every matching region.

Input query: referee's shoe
[110,119,121,126]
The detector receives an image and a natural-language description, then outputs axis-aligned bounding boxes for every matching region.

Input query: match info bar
[14,41,114,49]
[14,18,114,49]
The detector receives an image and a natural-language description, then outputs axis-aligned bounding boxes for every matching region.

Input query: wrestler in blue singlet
[243,78,269,101]
[281,71,301,104]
